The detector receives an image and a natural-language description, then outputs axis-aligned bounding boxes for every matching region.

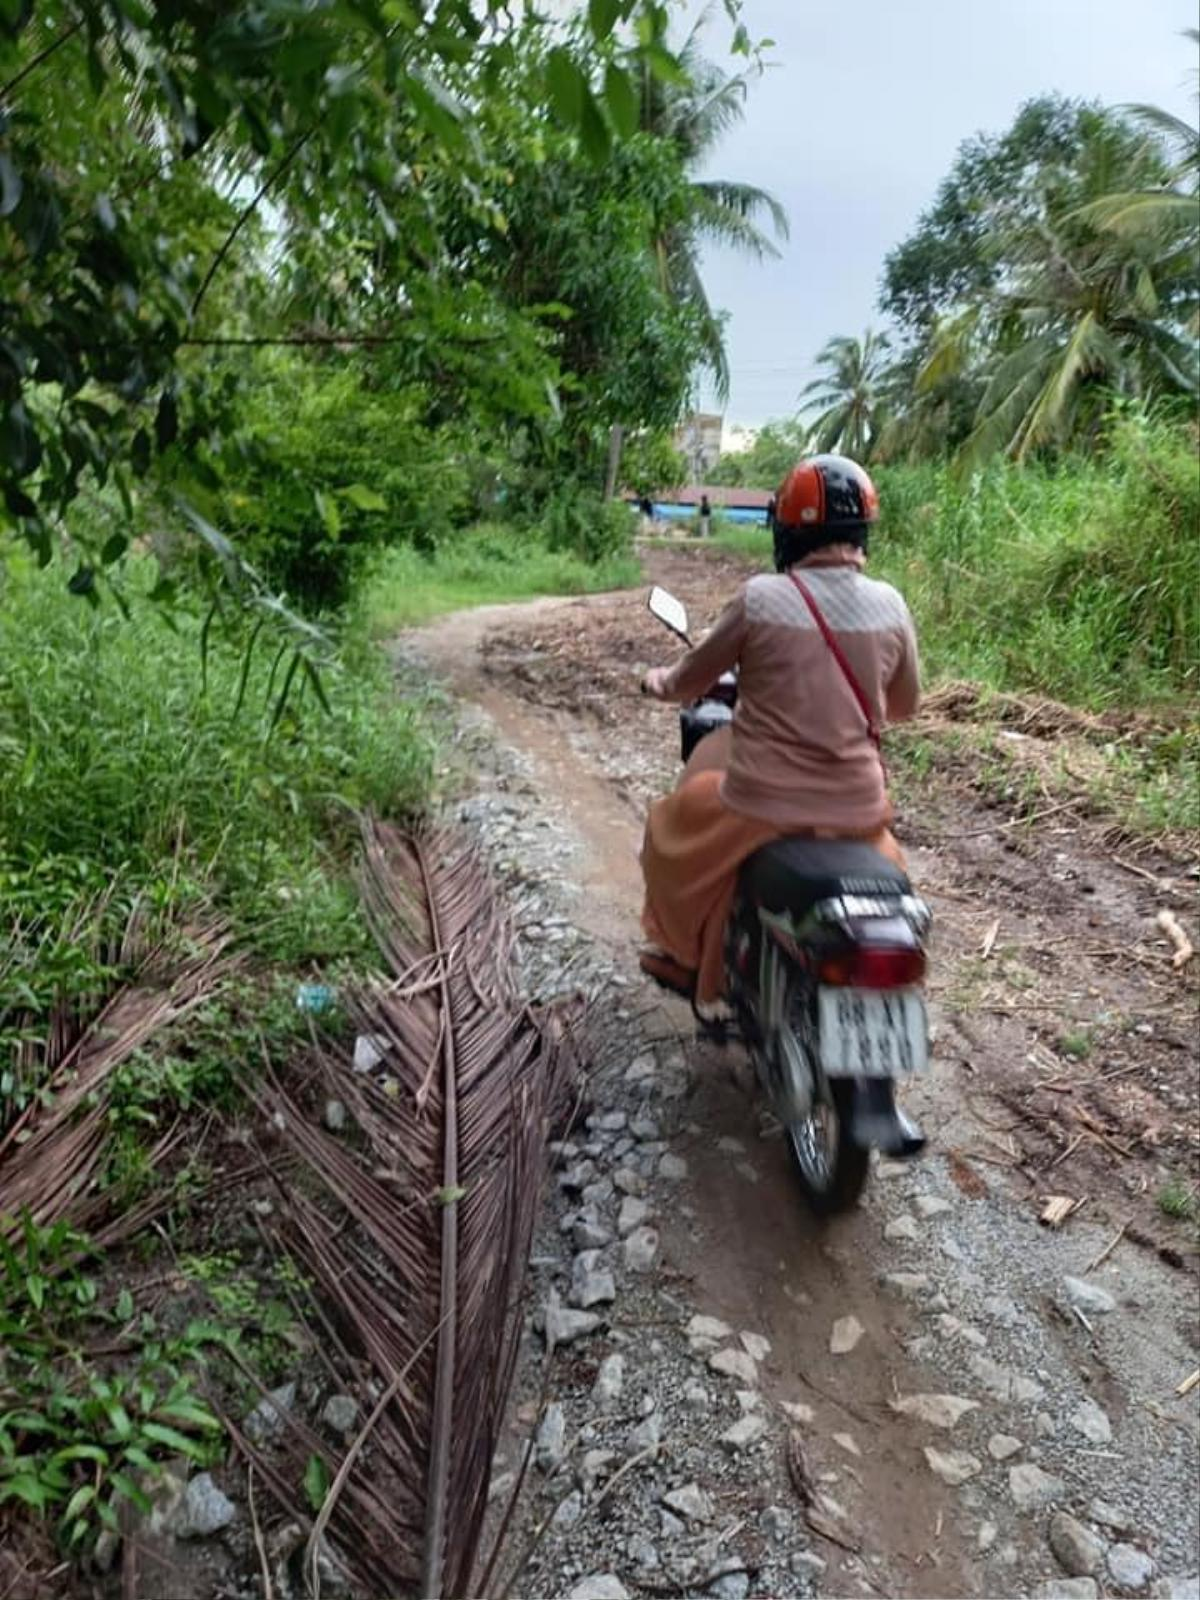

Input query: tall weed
[0,551,436,1032]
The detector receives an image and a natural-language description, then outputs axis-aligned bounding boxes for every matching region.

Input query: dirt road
[404,544,1199,1600]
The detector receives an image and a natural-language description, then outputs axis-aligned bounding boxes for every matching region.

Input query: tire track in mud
[401,564,1199,1600]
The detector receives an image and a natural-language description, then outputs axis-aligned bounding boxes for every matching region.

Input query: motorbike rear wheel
[785,1080,870,1216]
[773,981,870,1216]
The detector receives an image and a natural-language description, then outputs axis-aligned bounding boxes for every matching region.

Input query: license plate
[818,987,928,1079]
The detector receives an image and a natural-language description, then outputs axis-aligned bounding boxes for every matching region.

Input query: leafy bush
[216,356,481,611]
[536,488,636,565]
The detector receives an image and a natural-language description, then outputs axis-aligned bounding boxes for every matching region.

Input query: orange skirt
[640,770,905,1004]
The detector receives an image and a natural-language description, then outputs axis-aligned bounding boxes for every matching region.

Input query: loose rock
[542,1290,603,1352]
[567,1577,628,1600]
[1062,1275,1117,1315]
[570,1251,616,1309]
[536,1402,567,1473]
[244,1382,296,1445]
[915,1195,953,1218]
[623,1227,659,1272]
[613,1166,646,1197]
[1049,1512,1107,1577]
[321,1394,358,1435]
[829,1315,864,1355]
[574,1214,614,1251]
[720,1413,767,1451]
[659,1152,689,1180]
[885,1214,920,1242]
[760,1505,790,1542]
[833,1432,861,1457]
[1010,1462,1066,1512]
[553,1491,583,1529]
[1108,1545,1155,1591]
[709,1347,758,1386]
[708,1573,750,1600]
[687,1314,733,1348]
[739,1330,771,1362]
[889,1393,978,1430]
[924,1447,982,1486]
[323,1099,348,1133]
[987,1433,1023,1461]
[617,1196,651,1237]
[629,1411,663,1458]
[170,1473,236,1538]
[592,1353,625,1411]
[663,1483,713,1523]
[1070,1398,1113,1445]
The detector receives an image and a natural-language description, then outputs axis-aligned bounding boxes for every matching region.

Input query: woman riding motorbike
[639,454,921,1005]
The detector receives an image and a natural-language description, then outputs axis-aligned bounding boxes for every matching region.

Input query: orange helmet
[772,454,879,571]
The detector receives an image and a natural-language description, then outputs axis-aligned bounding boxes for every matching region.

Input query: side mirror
[647,586,690,643]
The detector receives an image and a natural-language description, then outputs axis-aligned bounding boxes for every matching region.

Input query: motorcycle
[644,585,932,1214]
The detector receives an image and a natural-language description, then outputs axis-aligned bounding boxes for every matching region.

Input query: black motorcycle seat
[739,837,911,916]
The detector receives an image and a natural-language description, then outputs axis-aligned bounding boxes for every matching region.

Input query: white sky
[694,0,1198,427]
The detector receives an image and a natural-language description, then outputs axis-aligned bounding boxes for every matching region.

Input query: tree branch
[0,18,84,103]
[190,129,315,319]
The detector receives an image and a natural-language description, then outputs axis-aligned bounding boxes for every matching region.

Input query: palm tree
[914,102,1198,464]
[1073,31,1199,241]
[640,11,789,398]
[799,329,892,460]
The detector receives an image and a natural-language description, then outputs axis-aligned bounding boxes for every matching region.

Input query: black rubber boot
[846,1078,926,1159]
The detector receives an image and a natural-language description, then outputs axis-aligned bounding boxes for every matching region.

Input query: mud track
[406,542,1199,1600]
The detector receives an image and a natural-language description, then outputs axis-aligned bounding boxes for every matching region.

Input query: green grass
[361,521,641,634]
[0,547,437,1069]
[1158,1179,1199,1223]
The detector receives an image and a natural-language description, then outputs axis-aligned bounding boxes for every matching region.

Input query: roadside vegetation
[0,0,1196,1583]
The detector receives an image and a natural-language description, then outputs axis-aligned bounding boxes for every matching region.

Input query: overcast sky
[694,0,1197,427]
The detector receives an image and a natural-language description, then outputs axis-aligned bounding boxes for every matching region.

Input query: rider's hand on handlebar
[641,666,671,701]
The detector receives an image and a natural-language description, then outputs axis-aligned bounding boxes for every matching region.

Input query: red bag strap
[788,572,883,752]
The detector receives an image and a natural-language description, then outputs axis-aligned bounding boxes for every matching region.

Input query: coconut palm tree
[799,329,893,460]
[910,99,1198,464]
[640,11,789,398]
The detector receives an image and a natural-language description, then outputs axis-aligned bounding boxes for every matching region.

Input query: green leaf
[63,1484,98,1524]
[139,1422,207,1460]
[545,48,586,128]
[101,533,128,565]
[604,63,639,139]
[49,1444,111,1468]
[114,1289,134,1321]
[303,1452,330,1512]
[25,1272,46,1310]
[578,89,612,162]
[588,0,621,40]
[157,1400,221,1432]
[435,1185,466,1206]
[340,482,387,512]
[66,566,97,604]
[314,489,341,540]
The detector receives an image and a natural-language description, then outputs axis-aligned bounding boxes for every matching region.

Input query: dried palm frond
[0,913,234,1241]
[242,819,581,1599]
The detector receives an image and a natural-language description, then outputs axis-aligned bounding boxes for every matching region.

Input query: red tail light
[818,947,926,989]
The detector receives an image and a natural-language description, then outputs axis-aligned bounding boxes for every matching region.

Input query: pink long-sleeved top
[661,565,921,832]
